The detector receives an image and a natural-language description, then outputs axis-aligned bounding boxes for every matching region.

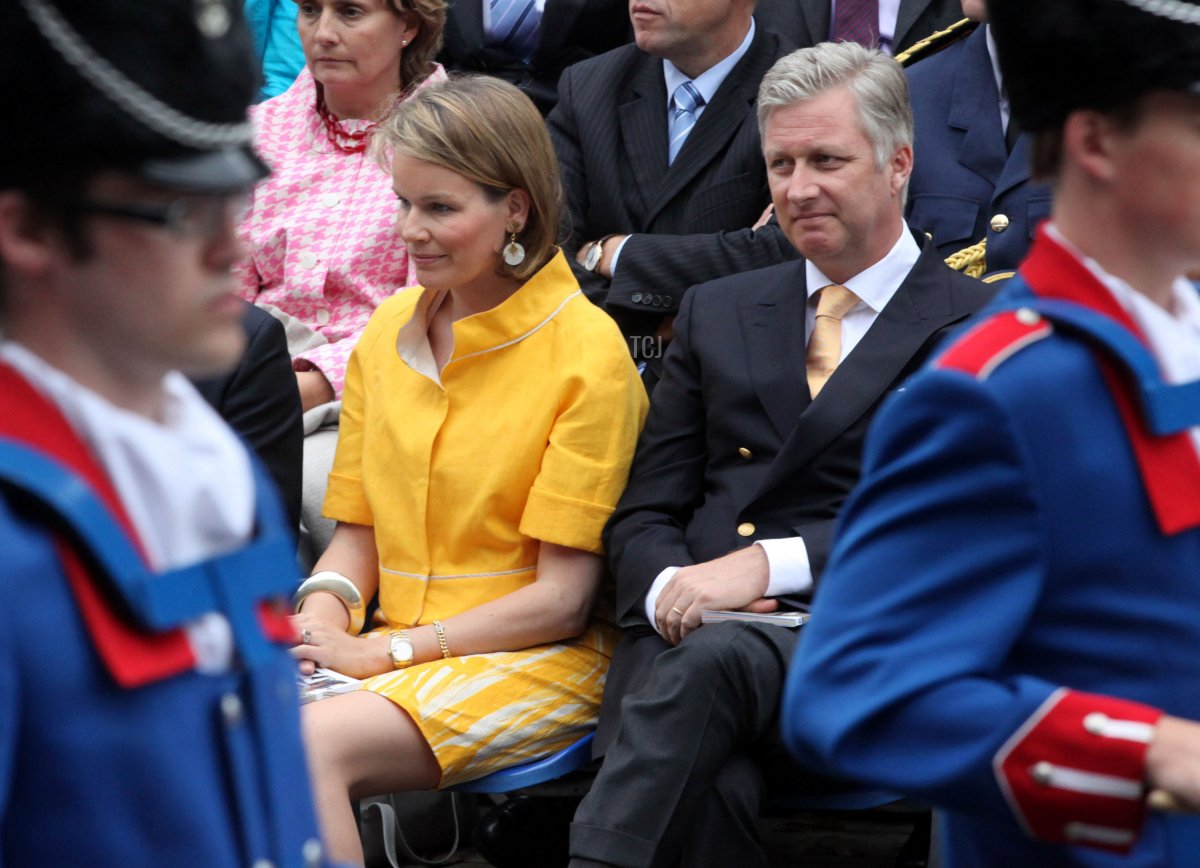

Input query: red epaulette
[994,689,1161,852]
[936,308,1054,380]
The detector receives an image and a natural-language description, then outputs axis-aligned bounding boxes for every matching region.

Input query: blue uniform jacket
[0,364,329,868]
[782,230,1200,866]
[905,23,1052,274]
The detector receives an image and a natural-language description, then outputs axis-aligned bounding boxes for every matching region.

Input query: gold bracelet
[432,619,452,659]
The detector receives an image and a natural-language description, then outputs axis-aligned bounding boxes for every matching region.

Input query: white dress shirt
[877,0,902,54]
[644,227,922,631]
[983,24,1013,137]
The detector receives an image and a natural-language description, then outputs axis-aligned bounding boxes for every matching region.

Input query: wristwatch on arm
[389,630,414,669]
[583,234,620,273]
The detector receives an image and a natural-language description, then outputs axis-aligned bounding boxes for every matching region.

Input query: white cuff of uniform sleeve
[609,235,632,274]
[755,538,813,596]
[643,565,680,636]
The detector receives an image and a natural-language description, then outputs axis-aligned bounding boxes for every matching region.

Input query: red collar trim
[1020,230,1200,535]
[0,362,196,686]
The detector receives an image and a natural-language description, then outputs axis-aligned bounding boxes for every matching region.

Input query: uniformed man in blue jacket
[783,1,1200,865]
[0,1,330,865]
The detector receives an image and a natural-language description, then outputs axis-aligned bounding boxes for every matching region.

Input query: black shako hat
[989,0,1200,132]
[0,0,268,193]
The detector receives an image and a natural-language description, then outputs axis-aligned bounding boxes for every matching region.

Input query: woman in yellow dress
[290,75,648,863]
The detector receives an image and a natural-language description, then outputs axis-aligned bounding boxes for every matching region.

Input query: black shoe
[895,813,931,868]
[474,794,580,868]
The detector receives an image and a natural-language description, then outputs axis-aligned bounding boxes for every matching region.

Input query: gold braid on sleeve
[895,18,979,67]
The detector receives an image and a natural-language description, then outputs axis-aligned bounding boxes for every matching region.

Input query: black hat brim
[135,146,270,194]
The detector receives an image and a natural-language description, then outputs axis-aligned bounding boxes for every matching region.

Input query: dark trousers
[570,621,801,868]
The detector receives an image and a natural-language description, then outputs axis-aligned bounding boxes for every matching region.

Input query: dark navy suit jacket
[905,23,1052,274]
[595,233,993,752]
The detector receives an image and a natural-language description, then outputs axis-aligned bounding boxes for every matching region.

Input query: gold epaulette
[895,18,979,67]
[945,238,987,279]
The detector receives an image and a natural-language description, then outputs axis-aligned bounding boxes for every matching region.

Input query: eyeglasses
[74,193,249,239]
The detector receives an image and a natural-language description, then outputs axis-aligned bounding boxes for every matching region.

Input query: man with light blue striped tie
[564,6,770,287]
[667,79,705,164]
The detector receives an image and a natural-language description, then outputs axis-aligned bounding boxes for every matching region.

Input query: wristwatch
[389,630,414,669]
[583,234,618,273]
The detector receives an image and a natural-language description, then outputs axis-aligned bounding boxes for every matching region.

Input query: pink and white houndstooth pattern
[236,65,446,396]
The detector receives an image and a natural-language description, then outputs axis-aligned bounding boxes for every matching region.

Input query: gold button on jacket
[737,522,756,537]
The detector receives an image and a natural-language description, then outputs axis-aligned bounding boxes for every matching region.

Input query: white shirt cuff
[755,538,813,596]
[609,235,632,274]
[643,565,680,636]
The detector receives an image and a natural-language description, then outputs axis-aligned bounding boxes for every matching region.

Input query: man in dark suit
[904,0,1052,275]
[547,0,798,354]
[193,301,303,533]
[755,0,963,56]
[568,42,993,868]
[437,0,631,115]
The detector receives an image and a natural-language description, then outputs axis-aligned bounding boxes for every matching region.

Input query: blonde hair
[375,75,562,280]
[392,0,446,91]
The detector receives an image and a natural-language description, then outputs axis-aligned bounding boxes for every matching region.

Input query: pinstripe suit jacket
[547,25,799,341]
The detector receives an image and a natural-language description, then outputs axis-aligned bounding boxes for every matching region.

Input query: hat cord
[1114,0,1200,26]
[19,0,254,151]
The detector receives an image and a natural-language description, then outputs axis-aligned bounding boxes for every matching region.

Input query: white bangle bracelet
[293,571,366,635]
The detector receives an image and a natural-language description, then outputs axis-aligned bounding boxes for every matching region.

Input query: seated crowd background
[4,1,1198,867]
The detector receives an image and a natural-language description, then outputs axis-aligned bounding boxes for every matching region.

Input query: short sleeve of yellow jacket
[518,302,648,554]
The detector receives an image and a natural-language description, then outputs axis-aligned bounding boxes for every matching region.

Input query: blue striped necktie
[668,81,705,165]
[489,0,540,63]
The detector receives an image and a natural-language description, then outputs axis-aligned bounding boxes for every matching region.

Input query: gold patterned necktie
[806,284,860,398]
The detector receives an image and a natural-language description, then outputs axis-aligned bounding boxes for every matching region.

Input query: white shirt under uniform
[0,341,256,672]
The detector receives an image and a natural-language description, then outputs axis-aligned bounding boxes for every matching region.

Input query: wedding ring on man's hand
[671,607,685,616]
[300,628,313,645]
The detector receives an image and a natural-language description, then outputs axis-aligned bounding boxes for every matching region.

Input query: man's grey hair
[756,42,914,172]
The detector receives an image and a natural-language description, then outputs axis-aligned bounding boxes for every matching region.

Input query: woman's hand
[290,611,391,678]
[292,521,384,675]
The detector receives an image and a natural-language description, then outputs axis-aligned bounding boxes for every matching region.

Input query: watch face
[389,633,414,668]
[584,241,602,272]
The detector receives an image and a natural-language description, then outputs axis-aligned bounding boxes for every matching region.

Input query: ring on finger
[300,627,313,645]
[671,606,685,617]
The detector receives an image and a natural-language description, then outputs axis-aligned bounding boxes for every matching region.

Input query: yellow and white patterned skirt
[361,621,615,787]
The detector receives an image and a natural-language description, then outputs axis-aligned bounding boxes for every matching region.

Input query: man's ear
[0,191,60,280]
[1062,110,1120,183]
[889,143,914,195]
